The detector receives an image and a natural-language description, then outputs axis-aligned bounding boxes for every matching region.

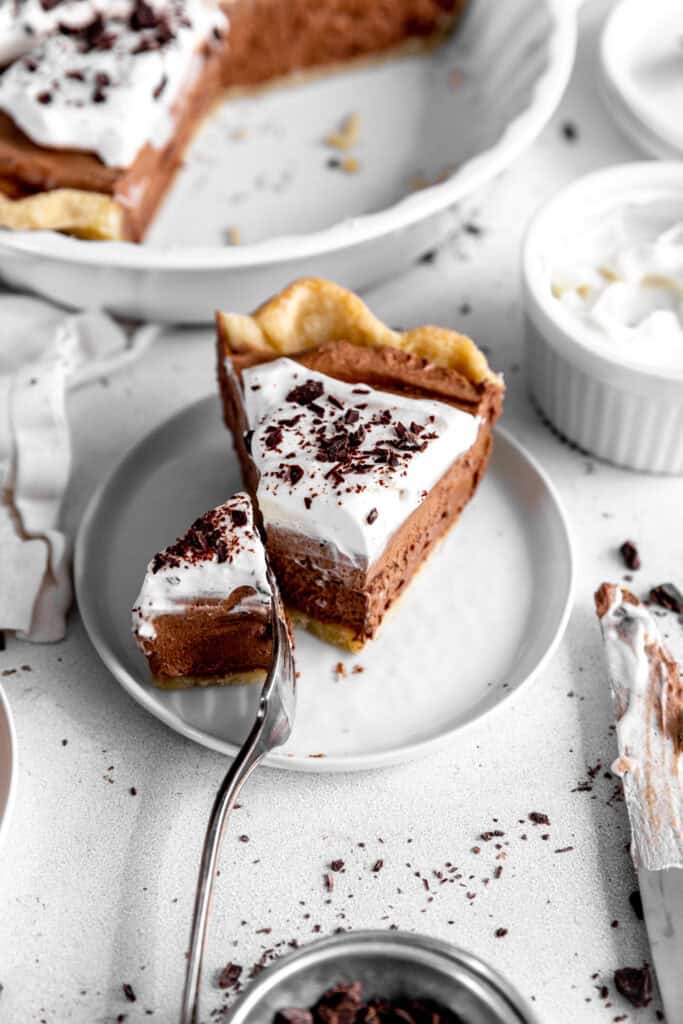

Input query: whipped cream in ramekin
[523,164,683,474]
[552,207,683,371]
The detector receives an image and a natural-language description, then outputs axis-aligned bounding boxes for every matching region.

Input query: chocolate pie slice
[0,0,468,242]
[132,493,274,688]
[217,278,504,651]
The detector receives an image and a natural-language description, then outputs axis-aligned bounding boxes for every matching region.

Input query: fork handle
[180,714,266,1024]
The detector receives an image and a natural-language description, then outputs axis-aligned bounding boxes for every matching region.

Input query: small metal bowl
[227,931,539,1024]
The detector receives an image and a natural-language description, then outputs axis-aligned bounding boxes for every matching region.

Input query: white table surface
[2,3,682,1022]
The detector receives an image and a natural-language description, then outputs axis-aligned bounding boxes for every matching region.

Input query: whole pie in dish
[0,0,469,242]
[217,278,505,651]
[132,493,274,688]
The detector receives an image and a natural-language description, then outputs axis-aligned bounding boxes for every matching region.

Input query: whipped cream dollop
[596,583,683,871]
[240,358,480,565]
[552,214,683,371]
[0,0,226,167]
[132,493,271,642]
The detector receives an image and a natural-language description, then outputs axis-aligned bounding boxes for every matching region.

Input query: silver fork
[179,561,296,1024]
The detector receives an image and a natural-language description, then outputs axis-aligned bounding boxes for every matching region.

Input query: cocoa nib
[230,509,248,528]
[528,812,550,826]
[122,983,136,1003]
[650,583,683,614]
[286,380,325,406]
[619,540,641,571]
[366,508,378,525]
[614,965,651,1008]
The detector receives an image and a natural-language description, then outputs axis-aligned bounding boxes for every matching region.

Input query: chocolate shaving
[286,380,325,406]
[619,540,641,571]
[650,583,683,614]
[614,965,651,1008]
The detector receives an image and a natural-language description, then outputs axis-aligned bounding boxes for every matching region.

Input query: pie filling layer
[0,0,468,240]
[132,492,273,687]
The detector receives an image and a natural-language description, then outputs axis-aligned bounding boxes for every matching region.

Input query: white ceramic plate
[75,396,574,772]
[0,684,17,848]
[600,0,683,160]
[0,0,576,323]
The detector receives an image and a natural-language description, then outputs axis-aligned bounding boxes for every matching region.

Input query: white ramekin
[522,162,683,475]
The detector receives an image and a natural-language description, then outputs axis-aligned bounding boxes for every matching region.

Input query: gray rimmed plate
[74,395,574,772]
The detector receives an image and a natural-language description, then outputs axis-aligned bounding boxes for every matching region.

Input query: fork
[179,561,296,1024]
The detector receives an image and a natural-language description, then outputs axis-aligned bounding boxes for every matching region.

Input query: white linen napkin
[0,294,158,642]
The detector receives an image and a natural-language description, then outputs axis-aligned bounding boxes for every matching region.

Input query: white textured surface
[0,3,681,1022]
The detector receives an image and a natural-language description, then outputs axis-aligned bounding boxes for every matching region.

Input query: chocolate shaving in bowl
[273,983,465,1024]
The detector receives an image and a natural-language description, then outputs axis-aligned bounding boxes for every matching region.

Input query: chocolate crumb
[614,965,651,1008]
[494,928,508,938]
[330,859,345,872]
[218,962,243,990]
[528,812,550,826]
[372,859,384,873]
[366,508,378,525]
[619,540,641,570]
[650,583,683,613]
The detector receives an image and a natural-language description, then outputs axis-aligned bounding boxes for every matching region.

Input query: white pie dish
[0,0,576,323]
[600,0,683,160]
[523,162,683,475]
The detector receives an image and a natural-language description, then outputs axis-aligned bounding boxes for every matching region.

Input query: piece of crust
[216,277,502,387]
[0,187,124,240]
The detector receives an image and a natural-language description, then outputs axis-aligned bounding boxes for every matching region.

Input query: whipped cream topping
[240,358,480,565]
[132,493,271,642]
[596,584,683,871]
[552,210,683,371]
[0,0,226,167]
